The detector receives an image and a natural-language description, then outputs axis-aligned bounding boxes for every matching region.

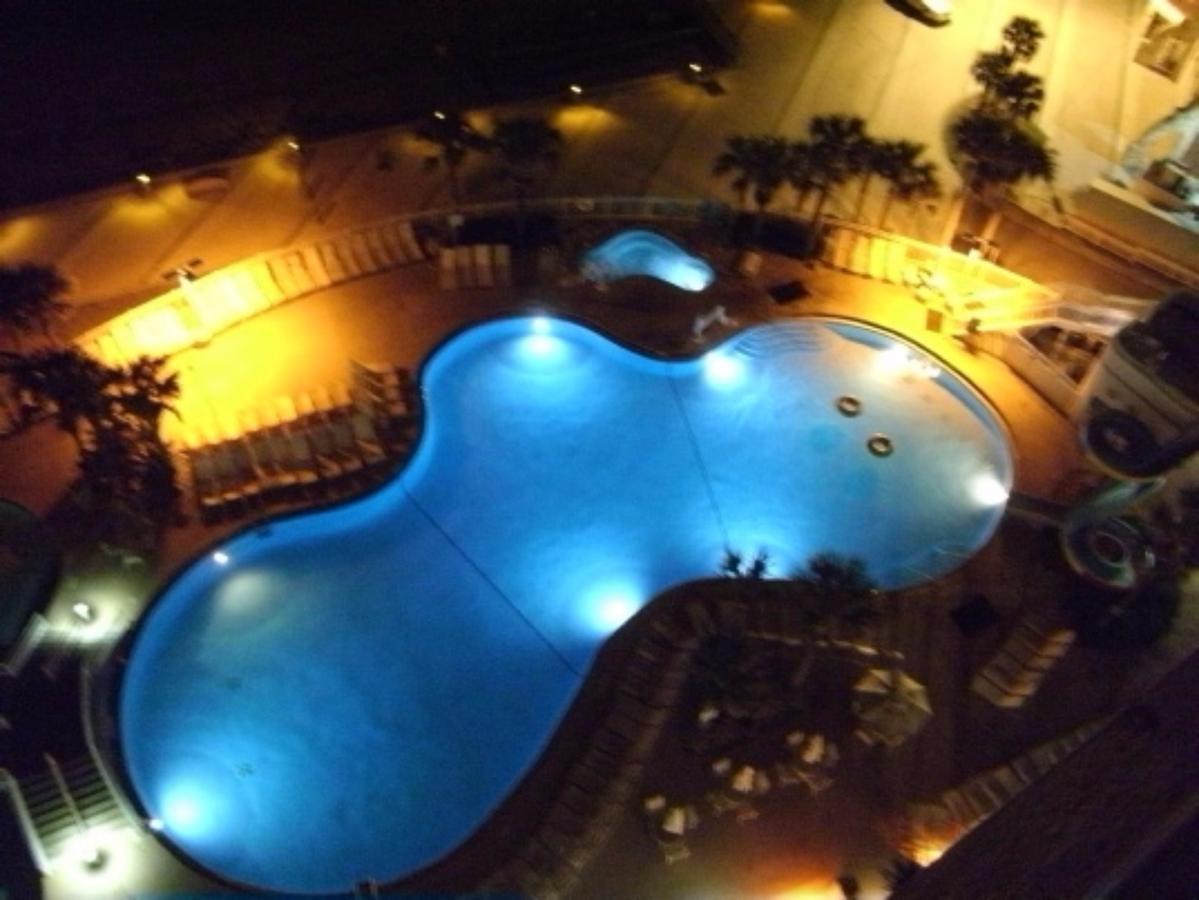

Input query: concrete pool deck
[3,232,1108,898]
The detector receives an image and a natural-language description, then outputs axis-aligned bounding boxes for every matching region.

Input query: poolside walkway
[2,231,1054,891]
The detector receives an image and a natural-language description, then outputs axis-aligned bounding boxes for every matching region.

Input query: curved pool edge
[103,310,1015,895]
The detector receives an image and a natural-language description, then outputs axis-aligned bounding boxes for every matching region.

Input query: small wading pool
[580,229,714,291]
[119,317,1011,893]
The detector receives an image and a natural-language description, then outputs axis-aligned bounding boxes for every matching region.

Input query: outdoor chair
[327,407,368,475]
[206,441,254,510]
[261,409,319,491]
[273,394,300,425]
[184,438,227,519]
[349,410,388,468]
[280,422,323,487]
[655,833,690,866]
[241,410,299,497]
[304,417,347,483]
[217,438,265,507]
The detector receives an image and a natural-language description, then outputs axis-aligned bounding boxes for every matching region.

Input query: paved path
[0,0,1189,314]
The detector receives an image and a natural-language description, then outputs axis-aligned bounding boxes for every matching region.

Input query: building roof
[893,650,1199,899]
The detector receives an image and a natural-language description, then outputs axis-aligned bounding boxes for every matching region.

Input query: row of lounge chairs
[182,362,417,520]
[438,244,512,290]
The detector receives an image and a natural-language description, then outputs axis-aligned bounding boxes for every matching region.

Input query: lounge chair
[350,409,388,467]
[241,409,298,497]
[273,395,300,425]
[326,407,367,476]
[269,419,320,491]
[217,437,265,507]
[184,435,226,519]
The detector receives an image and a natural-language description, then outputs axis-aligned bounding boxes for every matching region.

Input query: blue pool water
[581,229,714,290]
[119,317,1011,893]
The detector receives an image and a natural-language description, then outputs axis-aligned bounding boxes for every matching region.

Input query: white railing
[1,768,50,872]
[966,331,1082,417]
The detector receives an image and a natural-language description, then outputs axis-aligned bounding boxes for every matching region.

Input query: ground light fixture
[212,551,230,566]
[433,110,446,120]
[568,84,583,97]
[134,173,151,186]
[702,350,745,388]
[71,601,93,622]
[688,62,704,74]
[969,472,1009,507]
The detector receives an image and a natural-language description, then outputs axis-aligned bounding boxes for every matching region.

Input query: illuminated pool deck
[118,317,1011,893]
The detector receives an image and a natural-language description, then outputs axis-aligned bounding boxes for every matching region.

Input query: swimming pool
[580,229,714,291]
[118,317,1011,893]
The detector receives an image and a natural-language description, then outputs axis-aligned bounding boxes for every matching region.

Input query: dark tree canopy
[0,263,70,344]
[951,111,1056,195]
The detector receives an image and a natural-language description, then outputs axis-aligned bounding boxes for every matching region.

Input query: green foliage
[951,110,1056,195]
[720,547,771,579]
[874,140,941,227]
[712,135,793,211]
[412,111,489,207]
[969,17,1048,121]
[1002,16,1045,62]
[489,116,563,185]
[791,552,880,634]
[1,349,181,539]
[0,263,70,344]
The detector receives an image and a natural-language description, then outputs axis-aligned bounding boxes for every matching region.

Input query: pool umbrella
[853,668,932,748]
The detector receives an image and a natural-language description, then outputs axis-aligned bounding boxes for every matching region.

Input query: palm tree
[488,116,563,235]
[806,115,868,237]
[0,263,70,347]
[970,49,1014,113]
[791,552,879,638]
[852,136,890,222]
[719,547,770,579]
[1002,16,1045,62]
[876,141,941,229]
[712,135,792,214]
[1,347,112,449]
[412,111,488,225]
[785,140,821,215]
[996,70,1045,121]
[110,355,180,438]
[943,110,1056,244]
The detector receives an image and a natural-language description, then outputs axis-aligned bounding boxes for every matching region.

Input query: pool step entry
[11,753,136,871]
[731,322,831,359]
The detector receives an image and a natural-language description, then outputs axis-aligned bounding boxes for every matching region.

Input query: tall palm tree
[791,552,879,638]
[0,263,70,347]
[785,140,821,215]
[943,110,1056,244]
[970,49,1014,113]
[876,141,941,229]
[0,347,112,449]
[111,355,180,438]
[712,135,792,213]
[488,116,563,235]
[996,70,1045,121]
[852,136,889,222]
[1002,16,1045,62]
[412,111,488,220]
[807,115,867,233]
